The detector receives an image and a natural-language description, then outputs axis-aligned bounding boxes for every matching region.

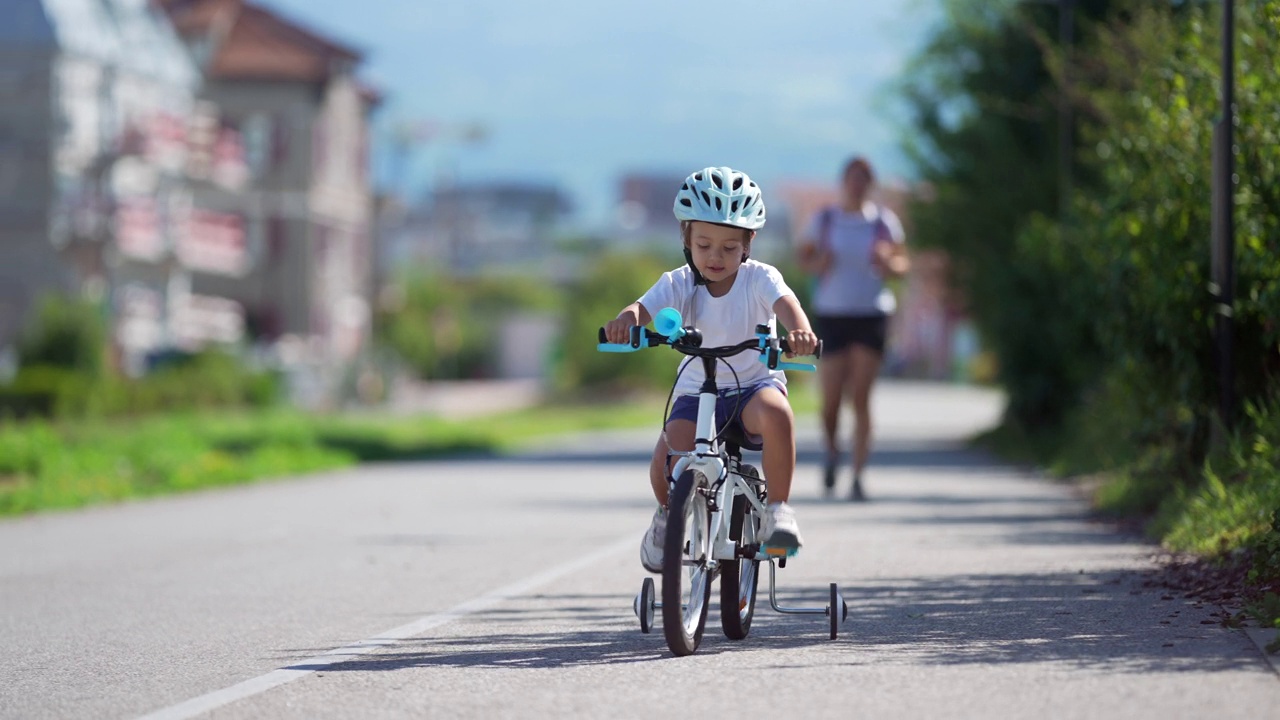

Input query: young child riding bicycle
[602,166,819,573]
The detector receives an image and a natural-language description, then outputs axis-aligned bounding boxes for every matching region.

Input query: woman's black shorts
[815,314,888,355]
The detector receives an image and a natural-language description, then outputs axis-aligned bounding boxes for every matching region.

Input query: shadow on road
[276,566,1247,674]
[478,439,1006,472]
[825,569,1249,673]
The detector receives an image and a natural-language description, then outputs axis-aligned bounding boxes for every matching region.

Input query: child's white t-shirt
[637,259,794,397]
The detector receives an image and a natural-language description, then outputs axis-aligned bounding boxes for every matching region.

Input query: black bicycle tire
[662,470,711,656]
[720,490,760,640]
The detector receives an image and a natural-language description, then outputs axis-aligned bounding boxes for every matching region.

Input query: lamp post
[1210,0,1236,434]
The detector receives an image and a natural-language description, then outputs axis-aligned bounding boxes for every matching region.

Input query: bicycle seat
[720,423,762,453]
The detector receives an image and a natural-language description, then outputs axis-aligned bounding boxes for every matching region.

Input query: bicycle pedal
[761,545,798,559]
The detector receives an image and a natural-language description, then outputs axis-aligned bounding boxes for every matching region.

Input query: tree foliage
[899,0,1117,428]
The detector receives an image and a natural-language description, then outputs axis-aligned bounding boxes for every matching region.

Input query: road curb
[1244,627,1280,676]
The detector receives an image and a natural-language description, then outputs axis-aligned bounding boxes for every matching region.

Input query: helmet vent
[730,200,739,213]
[732,177,743,190]
[680,198,692,207]
[694,172,704,181]
[715,197,722,210]
[711,173,723,189]
[700,191,711,205]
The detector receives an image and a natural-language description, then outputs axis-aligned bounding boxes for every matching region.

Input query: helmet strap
[683,246,709,285]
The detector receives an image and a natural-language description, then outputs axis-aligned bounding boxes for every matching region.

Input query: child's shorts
[666,379,787,451]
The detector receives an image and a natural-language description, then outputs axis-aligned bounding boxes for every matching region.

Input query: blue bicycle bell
[654,307,685,341]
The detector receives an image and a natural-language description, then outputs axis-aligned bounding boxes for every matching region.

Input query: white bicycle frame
[667,390,767,569]
[666,387,829,617]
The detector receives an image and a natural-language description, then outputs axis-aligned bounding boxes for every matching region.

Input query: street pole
[1210,0,1236,434]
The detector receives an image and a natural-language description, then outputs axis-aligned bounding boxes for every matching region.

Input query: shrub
[556,250,682,395]
[16,295,107,377]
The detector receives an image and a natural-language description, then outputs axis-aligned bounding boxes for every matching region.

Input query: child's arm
[603,302,654,344]
[773,295,819,357]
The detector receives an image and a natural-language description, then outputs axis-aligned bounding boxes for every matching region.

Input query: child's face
[686,221,752,285]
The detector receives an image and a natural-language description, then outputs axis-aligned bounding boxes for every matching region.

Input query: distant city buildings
[389,182,572,278]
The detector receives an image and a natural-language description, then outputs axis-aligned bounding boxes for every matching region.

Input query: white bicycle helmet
[673,166,766,230]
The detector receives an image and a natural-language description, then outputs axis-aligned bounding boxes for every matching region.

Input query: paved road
[2,381,1275,719]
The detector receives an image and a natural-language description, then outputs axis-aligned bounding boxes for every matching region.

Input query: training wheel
[635,577,656,634]
[828,582,841,640]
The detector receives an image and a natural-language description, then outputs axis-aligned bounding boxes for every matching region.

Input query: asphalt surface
[2,381,1276,719]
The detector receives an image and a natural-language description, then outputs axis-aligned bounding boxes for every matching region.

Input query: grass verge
[0,395,670,517]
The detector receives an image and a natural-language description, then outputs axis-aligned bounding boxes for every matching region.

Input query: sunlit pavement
[2,380,1276,720]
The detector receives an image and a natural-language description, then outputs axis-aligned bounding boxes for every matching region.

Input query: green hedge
[0,352,280,421]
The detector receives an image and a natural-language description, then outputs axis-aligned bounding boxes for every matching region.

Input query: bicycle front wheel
[720,488,761,640]
[662,469,713,656]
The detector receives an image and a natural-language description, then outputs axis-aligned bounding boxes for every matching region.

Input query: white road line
[136,534,635,720]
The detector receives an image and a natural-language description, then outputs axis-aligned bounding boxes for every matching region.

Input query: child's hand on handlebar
[785,329,819,357]
[604,316,637,344]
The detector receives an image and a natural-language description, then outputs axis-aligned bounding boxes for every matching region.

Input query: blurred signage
[177,208,248,276]
[172,293,245,348]
[186,102,218,180]
[145,112,188,172]
[114,196,164,260]
[110,157,158,196]
[116,284,164,352]
[211,127,248,189]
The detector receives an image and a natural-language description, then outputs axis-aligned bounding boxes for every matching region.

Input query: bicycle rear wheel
[720,482,761,640]
[662,469,712,656]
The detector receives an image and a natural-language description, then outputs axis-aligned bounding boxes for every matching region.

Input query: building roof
[159,0,363,83]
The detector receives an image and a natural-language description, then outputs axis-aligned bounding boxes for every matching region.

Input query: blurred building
[161,0,379,403]
[0,0,251,375]
[611,172,792,264]
[614,173,688,243]
[393,182,572,277]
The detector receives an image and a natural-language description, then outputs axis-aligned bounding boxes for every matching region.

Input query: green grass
[0,395,670,517]
[0,377,824,518]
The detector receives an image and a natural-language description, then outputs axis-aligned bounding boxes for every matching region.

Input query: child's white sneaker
[640,506,666,573]
[760,501,803,551]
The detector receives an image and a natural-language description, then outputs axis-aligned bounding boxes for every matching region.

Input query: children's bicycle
[598,307,848,656]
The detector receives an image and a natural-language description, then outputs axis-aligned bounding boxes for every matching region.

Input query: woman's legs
[846,344,883,499]
[818,346,853,491]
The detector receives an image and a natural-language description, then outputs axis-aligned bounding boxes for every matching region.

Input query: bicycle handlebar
[595,308,822,372]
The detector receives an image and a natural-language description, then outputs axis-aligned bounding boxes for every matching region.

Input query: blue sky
[262,0,941,230]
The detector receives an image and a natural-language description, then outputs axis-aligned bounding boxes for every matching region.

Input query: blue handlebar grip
[598,343,641,353]
[758,354,816,372]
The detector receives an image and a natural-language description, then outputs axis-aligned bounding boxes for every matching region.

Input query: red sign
[178,209,248,276]
[115,197,163,260]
